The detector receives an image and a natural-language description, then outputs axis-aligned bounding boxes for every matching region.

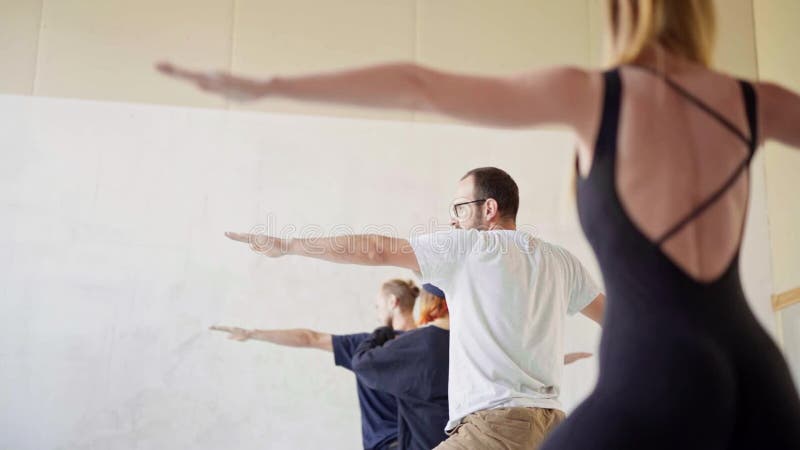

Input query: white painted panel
[0,94,778,449]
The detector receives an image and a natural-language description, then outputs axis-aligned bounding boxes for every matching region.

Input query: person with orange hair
[160,0,800,447]
[416,283,450,327]
[350,283,451,450]
[210,279,420,450]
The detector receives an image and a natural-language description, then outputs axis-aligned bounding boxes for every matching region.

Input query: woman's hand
[156,62,271,102]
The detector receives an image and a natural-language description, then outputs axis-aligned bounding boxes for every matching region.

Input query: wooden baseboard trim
[772,287,800,311]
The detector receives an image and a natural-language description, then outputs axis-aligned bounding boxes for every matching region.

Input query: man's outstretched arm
[224,232,420,272]
[580,294,605,326]
[210,325,333,351]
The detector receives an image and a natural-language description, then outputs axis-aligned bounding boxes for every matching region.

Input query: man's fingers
[225,232,251,243]
[210,325,233,333]
[225,232,268,247]
[225,231,282,255]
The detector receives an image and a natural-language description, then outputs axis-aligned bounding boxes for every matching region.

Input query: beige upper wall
[413,0,591,122]
[0,0,767,109]
[416,0,590,71]
[231,0,417,120]
[714,0,758,78]
[1,0,596,115]
[0,0,42,94]
[34,0,233,108]
[754,0,800,296]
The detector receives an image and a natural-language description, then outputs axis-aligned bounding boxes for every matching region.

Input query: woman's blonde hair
[605,0,716,67]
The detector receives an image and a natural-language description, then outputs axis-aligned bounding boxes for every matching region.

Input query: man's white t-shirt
[409,229,600,431]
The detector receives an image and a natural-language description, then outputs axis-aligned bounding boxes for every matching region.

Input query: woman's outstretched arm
[156,61,600,132]
[759,81,800,149]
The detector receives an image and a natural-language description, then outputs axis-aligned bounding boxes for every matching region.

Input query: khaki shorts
[433,407,566,450]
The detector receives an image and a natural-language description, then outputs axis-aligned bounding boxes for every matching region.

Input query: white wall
[0,94,602,449]
[780,304,800,390]
[754,0,800,297]
[0,1,795,449]
[0,93,780,449]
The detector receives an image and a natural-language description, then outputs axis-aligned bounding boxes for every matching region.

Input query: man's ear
[388,294,399,310]
[484,198,500,221]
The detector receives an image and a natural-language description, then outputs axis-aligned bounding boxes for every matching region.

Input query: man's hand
[564,352,593,365]
[225,232,288,257]
[210,325,251,341]
[156,62,271,102]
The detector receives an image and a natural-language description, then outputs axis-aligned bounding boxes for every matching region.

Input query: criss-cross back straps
[634,65,758,245]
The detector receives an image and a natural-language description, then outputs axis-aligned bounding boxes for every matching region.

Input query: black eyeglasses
[451,198,487,219]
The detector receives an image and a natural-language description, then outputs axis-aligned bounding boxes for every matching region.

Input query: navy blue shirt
[352,326,450,450]
[332,333,399,450]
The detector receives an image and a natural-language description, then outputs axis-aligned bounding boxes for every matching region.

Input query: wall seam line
[226,0,240,111]
[31,0,46,95]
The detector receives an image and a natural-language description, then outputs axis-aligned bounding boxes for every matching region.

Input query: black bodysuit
[540,68,800,449]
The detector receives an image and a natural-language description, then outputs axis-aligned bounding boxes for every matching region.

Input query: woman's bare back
[580,63,758,283]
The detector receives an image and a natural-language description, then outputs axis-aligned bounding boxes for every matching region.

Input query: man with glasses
[225,166,605,450]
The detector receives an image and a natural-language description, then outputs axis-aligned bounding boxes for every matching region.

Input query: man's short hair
[461,167,519,220]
